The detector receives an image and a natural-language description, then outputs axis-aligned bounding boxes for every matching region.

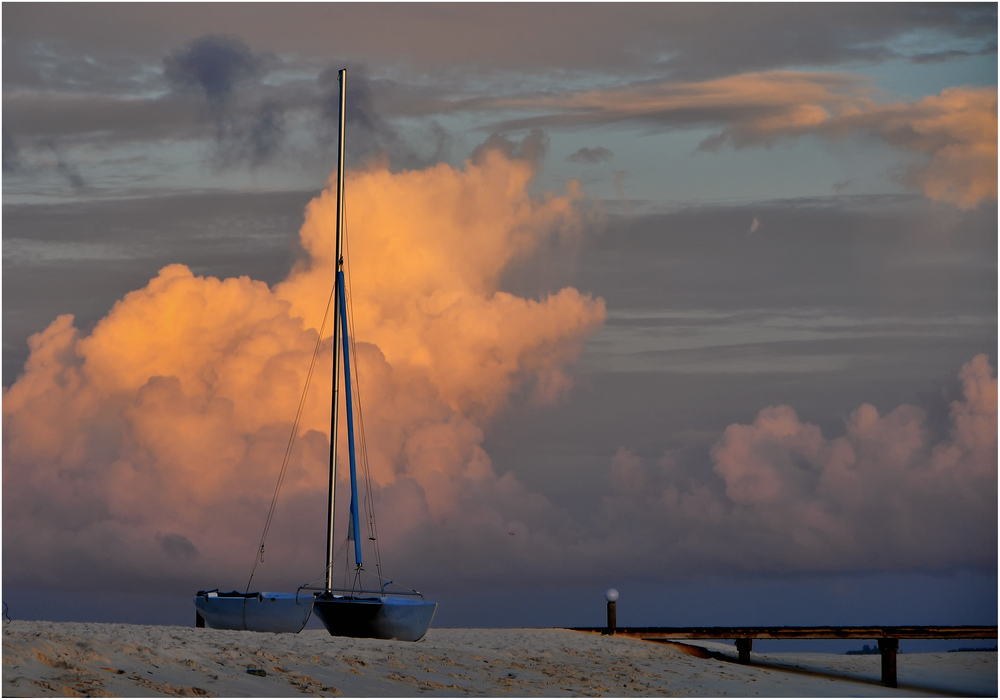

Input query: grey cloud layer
[4,4,995,81]
[4,5,995,207]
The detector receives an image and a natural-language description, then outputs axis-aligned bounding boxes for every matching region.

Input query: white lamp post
[605,588,618,634]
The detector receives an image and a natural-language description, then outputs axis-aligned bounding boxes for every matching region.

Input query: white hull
[194,590,314,633]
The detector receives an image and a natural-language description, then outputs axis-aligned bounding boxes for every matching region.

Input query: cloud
[314,64,451,171]
[318,64,399,166]
[844,87,998,210]
[470,128,549,171]
[704,83,997,210]
[1,142,606,594]
[567,146,613,164]
[601,354,997,576]
[157,533,199,560]
[44,139,86,190]
[3,128,24,173]
[162,34,289,169]
[5,14,992,197]
[163,34,271,108]
[489,73,997,209]
[612,170,626,200]
[910,41,999,65]
[209,98,287,169]
[489,71,871,133]
[5,4,994,82]
[1,128,89,187]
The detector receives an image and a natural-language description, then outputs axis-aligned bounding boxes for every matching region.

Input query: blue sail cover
[338,269,363,568]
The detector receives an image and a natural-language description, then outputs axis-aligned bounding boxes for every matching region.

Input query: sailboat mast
[325,68,347,591]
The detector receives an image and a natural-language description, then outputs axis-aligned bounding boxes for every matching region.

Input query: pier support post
[878,638,898,688]
[735,638,752,664]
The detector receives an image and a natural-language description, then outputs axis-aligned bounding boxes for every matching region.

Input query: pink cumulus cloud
[603,354,996,576]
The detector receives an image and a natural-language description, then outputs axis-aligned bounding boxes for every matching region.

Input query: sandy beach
[3,621,995,697]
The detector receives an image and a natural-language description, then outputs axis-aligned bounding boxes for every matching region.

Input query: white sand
[3,621,995,697]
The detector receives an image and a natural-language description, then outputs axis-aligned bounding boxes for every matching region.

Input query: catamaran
[195,68,436,640]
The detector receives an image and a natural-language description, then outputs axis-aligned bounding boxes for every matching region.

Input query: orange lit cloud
[278,147,597,419]
[603,355,997,574]
[2,144,606,591]
[839,87,998,210]
[497,72,997,209]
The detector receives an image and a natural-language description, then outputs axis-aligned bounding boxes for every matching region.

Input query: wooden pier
[569,625,998,687]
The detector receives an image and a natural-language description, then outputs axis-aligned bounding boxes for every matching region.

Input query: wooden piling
[735,638,752,664]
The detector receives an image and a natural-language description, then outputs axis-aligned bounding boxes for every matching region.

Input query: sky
[2,3,997,645]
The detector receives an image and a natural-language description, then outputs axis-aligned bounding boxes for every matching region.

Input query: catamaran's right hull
[313,594,437,641]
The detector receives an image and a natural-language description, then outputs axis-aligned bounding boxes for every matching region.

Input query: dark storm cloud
[2,128,90,190]
[320,64,381,137]
[316,64,453,169]
[161,34,291,169]
[2,34,279,149]
[567,146,614,164]
[209,97,288,169]
[163,34,272,108]
[470,129,549,169]
[318,63,398,163]
[243,99,286,165]
[44,139,86,191]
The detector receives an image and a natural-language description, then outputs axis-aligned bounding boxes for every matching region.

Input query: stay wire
[342,198,385,586]
[245,274,338,594]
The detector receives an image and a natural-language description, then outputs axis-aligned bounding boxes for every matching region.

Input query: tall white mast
[325,68,347,591]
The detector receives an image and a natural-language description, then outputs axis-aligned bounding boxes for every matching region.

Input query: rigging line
[356,353,383,578]
[341,198,365,594]
[344,262,376,543]
[342,204,384,580]
[245,275,338,594]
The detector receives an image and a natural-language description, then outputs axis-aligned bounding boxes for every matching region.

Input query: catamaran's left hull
[194,591,314,633]
[313,594,437,641]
